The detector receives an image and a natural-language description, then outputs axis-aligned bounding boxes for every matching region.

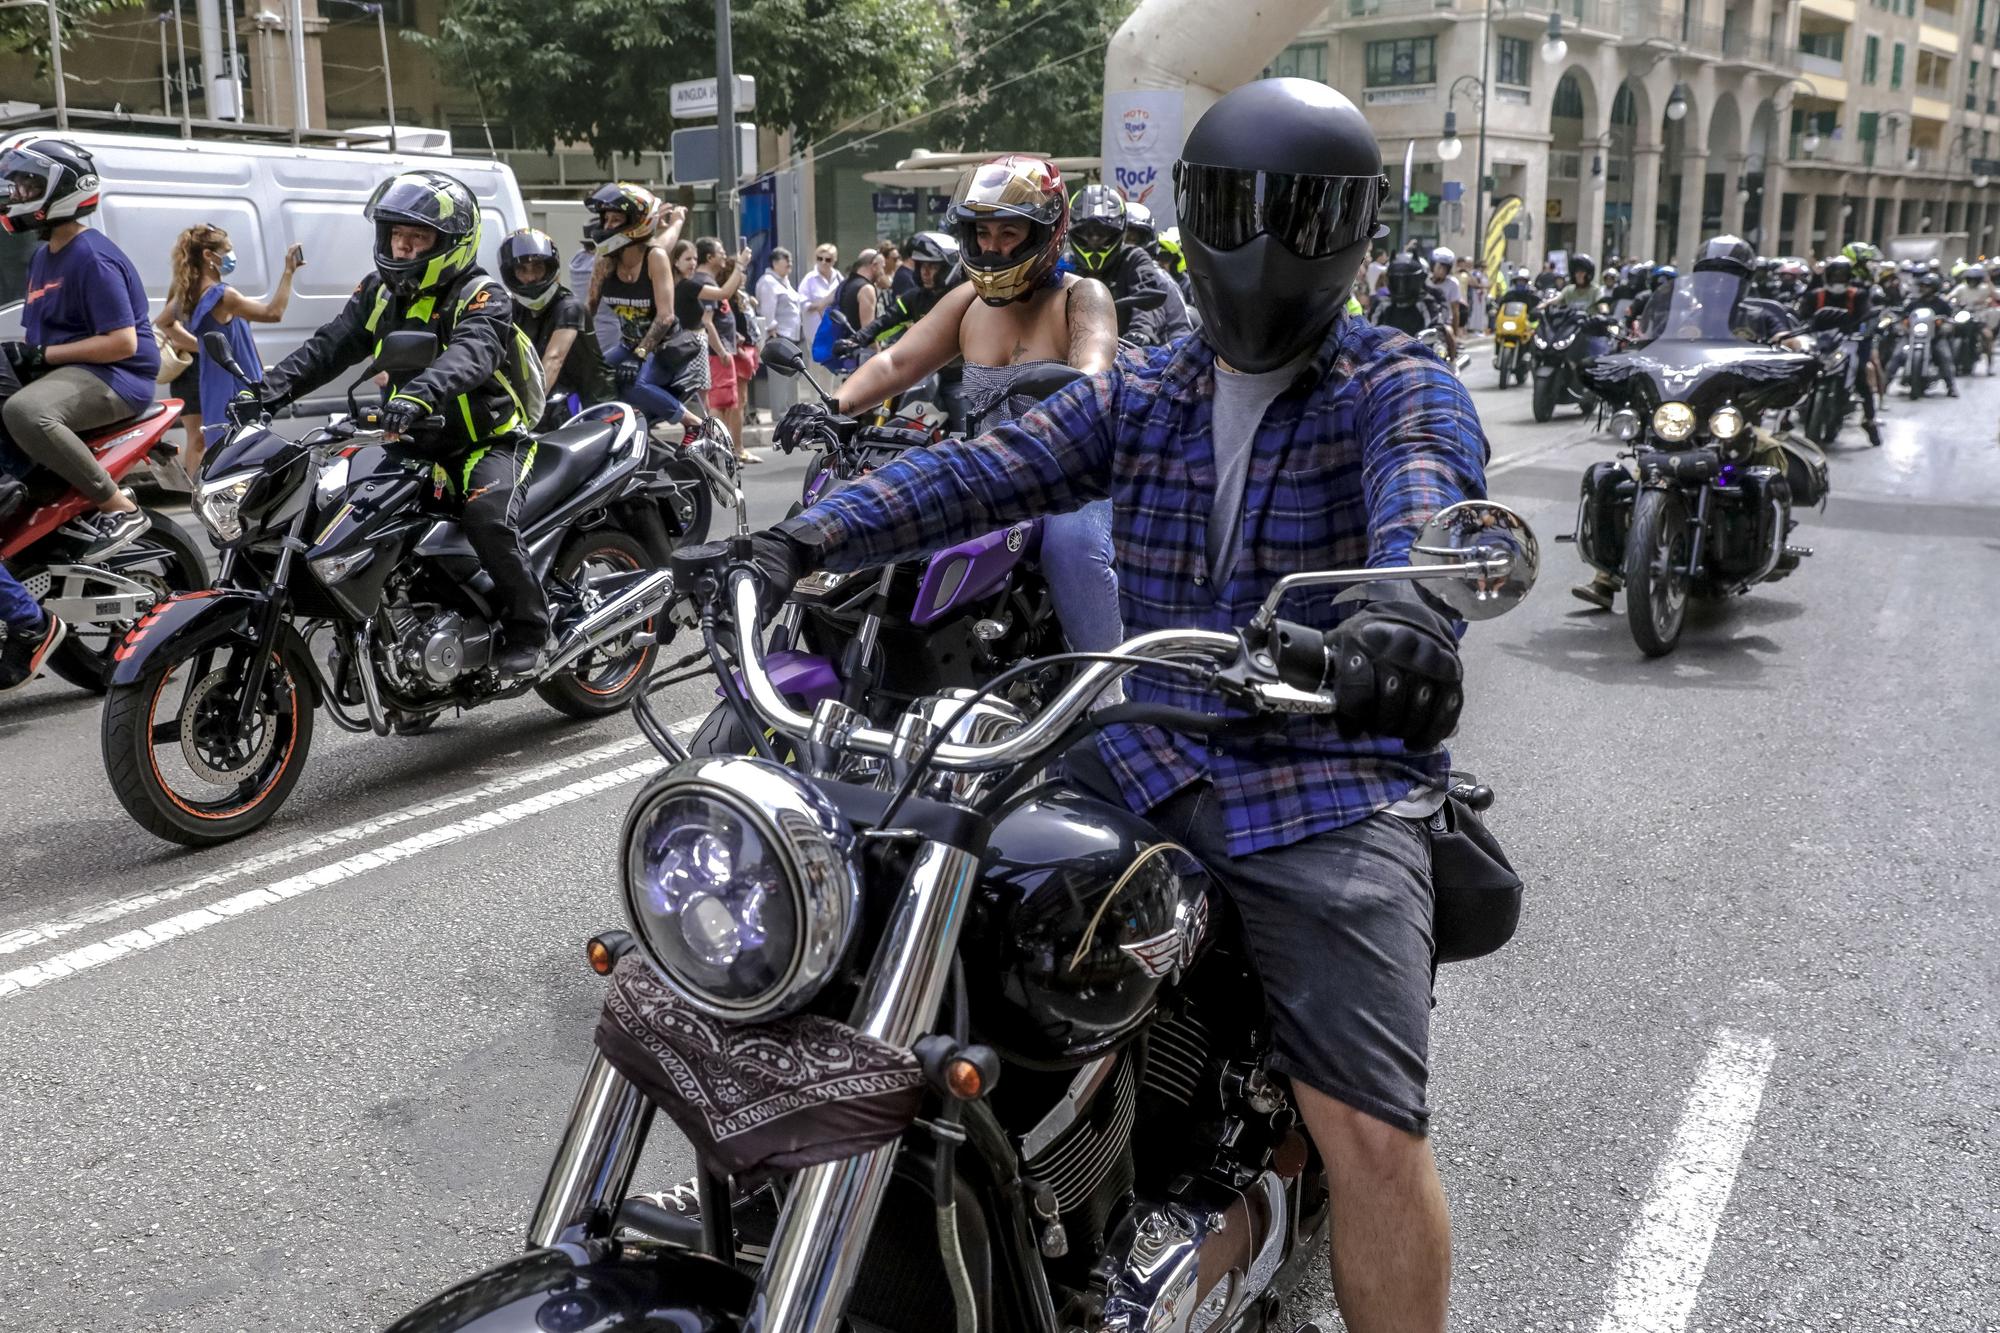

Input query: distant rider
[1798,255,1883,446]
[1371,255,1456,360]
[499,227,628,431]
[1885,269,1960,397]
[1066,183,1194,346]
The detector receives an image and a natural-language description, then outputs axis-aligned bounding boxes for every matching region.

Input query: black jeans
[449,435,549,645]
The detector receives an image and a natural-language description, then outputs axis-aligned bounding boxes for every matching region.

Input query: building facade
[1276,0,2000,266]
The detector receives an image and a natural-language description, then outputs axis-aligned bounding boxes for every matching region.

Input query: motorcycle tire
[536,527,663,720]
[1624,489,1691,659]
[688,700,803,766]
[1907,369,1926,399]
[1578,391,1599,417]
[1805,386,1842,446]
[1532,372,1558,423]
[659,457,713,548]
[47,511,209,694]
[101,634,315,846]
[1495,346,1513,389]
[1516,358,1530,388]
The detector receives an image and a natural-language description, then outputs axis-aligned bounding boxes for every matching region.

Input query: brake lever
[1211,619,1337,715]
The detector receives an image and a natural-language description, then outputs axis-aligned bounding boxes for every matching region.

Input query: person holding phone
[157,226,304,480]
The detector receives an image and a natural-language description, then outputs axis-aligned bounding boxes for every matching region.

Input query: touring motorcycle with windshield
[1529,300,1615,422]
[381,501,1536,1333]
[97,332,688,845]
[1576,271,1829,655]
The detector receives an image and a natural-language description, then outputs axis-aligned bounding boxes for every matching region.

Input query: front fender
[108,590,321,709]
[381,1243,751,1333]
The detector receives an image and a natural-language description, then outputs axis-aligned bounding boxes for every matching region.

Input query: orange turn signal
[945,1058,985,1100]
[586,936,616,976]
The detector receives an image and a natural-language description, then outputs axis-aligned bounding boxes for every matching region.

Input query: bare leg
[178,413,206,487]
[1294,1081,1451,1333]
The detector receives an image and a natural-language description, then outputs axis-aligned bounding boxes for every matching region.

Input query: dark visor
[1174,163,1387,258]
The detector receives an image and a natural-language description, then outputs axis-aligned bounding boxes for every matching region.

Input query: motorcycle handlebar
[728,569,1242,772]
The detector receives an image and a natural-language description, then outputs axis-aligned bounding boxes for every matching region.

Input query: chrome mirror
[1410,500,1538,620]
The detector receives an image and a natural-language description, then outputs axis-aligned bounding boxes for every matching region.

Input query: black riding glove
[380,393,428,441]
[3,342,47,383]
[739,526,824,619]
[225,387,266,429]
[1324,595,1464,752]
[774,400,849,454]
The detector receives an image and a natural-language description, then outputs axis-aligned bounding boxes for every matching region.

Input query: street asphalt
[0,363,1994,1331]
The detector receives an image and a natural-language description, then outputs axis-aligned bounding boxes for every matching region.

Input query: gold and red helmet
[948,155,1068,305]
[586,181,664,256]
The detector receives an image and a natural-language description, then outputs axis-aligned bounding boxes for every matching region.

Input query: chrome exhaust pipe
[539,569,677,679]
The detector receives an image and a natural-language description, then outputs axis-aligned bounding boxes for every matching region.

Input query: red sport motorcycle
[0,395,209,691]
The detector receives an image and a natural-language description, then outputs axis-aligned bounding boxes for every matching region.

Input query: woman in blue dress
[157,225,304,481]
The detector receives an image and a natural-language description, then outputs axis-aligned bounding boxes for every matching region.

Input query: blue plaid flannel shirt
[787,316,1488,856]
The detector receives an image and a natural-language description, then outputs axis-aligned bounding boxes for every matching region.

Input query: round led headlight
[620,756,860,1020]
[1652,402,1697,442]
[1611,409,1642,442]
[1708,405,1745,441]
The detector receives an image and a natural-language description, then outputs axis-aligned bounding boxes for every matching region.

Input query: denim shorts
[1066,742,1437,1135]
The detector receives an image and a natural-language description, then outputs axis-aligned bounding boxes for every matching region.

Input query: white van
[0,129,529,415]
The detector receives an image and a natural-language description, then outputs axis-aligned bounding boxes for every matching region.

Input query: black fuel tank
[963,784,1212,1068]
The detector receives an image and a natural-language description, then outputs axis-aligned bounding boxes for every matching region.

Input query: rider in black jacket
[1797,255,1883,444]
[1066,183,1194,346]
[1370,255,1454,357]
[1884,270,1960,397]
[240,170,551,675]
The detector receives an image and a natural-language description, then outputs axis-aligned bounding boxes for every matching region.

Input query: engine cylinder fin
[1143,1008,1213,1107]
[1022,1056,1135,1215]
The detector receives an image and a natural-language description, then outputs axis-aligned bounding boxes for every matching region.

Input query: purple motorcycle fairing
[910,521,1040,626]
[722,649,842,706]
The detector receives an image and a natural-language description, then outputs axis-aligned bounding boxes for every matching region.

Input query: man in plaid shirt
[759,81,1484,1332]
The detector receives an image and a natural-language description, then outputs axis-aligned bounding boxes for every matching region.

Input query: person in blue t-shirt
[0,139,159,561]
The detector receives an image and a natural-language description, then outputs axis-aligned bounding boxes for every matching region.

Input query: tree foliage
[925,0,1134,159]
[3,0,147,61]
[416,0,950,161]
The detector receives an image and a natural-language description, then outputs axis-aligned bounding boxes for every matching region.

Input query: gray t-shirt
[1208,353,1311,582]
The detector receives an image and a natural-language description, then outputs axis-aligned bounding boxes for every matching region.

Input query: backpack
[363,272,548,435]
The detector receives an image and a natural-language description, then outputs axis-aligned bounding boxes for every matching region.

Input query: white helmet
[1430,246,1456,268]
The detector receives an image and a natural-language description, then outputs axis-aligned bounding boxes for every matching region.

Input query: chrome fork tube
[746,840,984,1333]
[526,1050,656,1249]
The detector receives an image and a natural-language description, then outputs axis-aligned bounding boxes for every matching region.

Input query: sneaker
[1570,574,1618,611]
[79,506,151,562]
[0,612,66,693]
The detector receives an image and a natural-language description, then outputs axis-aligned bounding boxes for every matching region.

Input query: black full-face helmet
[365,169,481,297]
[1068,183,1128,276]
[1173,78,1388,371]
[1568,253,1596,286]
[1822,256,1854,290]
[1692,234,1757,279]
[499,227,562,311]
[1385,255,1427,303]
[0,137,101,235]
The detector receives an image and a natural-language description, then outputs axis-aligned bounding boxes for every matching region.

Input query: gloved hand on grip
[773,400,850,455]
[225,387,267,429]
[3,341,48,384]
[740,524,824,619]
[380,393,429,442]
[1323,596,1464,752]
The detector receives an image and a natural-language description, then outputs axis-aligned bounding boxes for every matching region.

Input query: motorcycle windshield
[1637,272,1760,345]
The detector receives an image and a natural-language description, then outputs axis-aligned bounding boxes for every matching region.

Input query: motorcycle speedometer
[1652,402,1698,443]
[620,757,860,1020]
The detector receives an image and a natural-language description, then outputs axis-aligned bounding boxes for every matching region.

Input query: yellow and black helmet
[365,169,482,296]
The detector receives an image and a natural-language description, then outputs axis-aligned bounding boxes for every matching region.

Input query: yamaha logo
[1006,526,1025,553]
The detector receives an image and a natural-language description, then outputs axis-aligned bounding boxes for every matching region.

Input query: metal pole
[159,16,173,117]
[221,0,245,121]
[172,2,195,136]
[715,0,738,248]
[285,0,310,135]
[45,0,66,130]
[373,3,396,151]
[1474,0,1494,274]
[196,0,227,120]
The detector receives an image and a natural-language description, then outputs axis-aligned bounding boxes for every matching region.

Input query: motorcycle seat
[86,401,174,453]
[518,420,619,529]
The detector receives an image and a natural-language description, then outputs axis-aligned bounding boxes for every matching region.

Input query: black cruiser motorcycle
[383,500,1538,1333]
[98,332,686,845]
[1528,300,1614,422]
[1576,271,1829,656]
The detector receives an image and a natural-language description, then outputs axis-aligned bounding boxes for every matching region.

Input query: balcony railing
[1796,51,1847,77]
[1344,0,1456,16]
[1916,77,1952,95]
[1923,4,1958,29]
[1789,134,1863,164]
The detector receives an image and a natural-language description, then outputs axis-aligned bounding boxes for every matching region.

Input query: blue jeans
[603,344,689,427]
[1042,500,1122,654]
[0,562,40,630]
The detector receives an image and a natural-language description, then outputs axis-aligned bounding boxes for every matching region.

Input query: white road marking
[0,734,692,1001]
[1593,1026,1780,1333]
[0,735,658,958]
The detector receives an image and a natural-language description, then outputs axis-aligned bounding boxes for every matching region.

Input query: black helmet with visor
[499,227,562,311]
[1069,183,1128,276]
[1174,78,1388,371]
[0,138,101,235]
[365,169,481,297]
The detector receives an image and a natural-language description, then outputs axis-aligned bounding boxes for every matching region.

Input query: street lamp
[1802,128,1822,154]
[0,0,65,130]
[1437,110,1464,161]
[1541,14,1567,65]
[1665,84,1690,122]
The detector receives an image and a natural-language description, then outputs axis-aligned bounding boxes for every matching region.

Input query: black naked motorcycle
[1529,300,1613,422]
[1576,270,1830,656]
[98,331,687,845]
[1797,308,1869,447]
[382,501,1539,1333]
